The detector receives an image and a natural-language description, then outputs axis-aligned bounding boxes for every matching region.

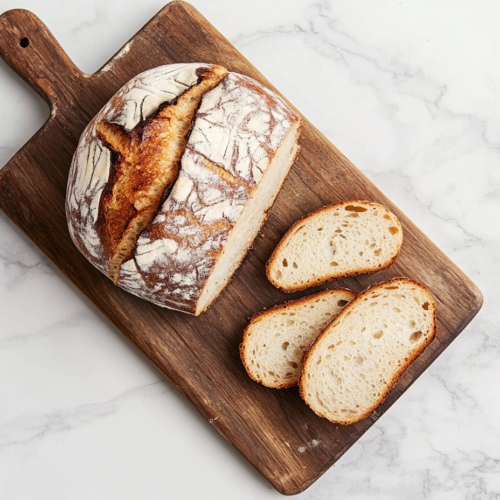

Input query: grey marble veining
[0,0,498,498]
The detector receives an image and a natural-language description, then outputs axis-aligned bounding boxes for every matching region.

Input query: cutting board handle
[0,9,85,108]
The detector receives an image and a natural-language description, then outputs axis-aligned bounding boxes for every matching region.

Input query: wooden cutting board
[0,2,483,495]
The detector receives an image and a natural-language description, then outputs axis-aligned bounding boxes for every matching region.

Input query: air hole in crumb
[346,213,359,218]
[275,270,282,280]
[330,262,339,266]
[345,205,368,212]
[385,286,399,290]
[335,229,342,233]
[359,251,364,256]
[410,331,422,343]
[383,214,391,220]
[317,227,323,231]
[20,38,30,48]
[373,330,384,339]
[268,371,275,376]
[338,300,349,307]
[389,226,399,235]
[422,302,430,310]
[354,355,364,364]
[374,248,382,256]
[393,307,401,313]
[409,320,416,328]
[282,259,288,267]
[293,262,298,269]
[288,361,298,369]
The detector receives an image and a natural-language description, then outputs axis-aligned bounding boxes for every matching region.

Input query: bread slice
[240,288,356,389]
[299,278,436,425]
[266,201,403,293]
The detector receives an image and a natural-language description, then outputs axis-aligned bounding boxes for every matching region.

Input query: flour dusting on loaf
[108,64,202,131]
[66,63,301,314]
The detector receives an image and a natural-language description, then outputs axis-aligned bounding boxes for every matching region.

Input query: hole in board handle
[20,38,30,48]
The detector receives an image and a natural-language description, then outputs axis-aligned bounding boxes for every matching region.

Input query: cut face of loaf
[240,289,355,389]
[66,63,301,314]
[266,201,403,292]
[299,278,436,425]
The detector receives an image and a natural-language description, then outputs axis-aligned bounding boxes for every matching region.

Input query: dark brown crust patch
[266,200,403,293]
[99,65,229,283]
[240,287,356,389]
[298,277,437,425]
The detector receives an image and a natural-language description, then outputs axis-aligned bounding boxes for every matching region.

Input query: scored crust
[96,65,229,282]
[298,277,437,425]
[66,63,301,314]
[266,200,403,293]
[240,288,356,389]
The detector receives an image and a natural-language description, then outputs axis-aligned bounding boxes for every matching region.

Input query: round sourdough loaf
[66,63,301,315]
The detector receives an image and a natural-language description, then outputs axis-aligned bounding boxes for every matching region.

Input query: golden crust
[265,200,403,293]
[240,287,356,389]
[100,65,229,283]
[298,277,437,425]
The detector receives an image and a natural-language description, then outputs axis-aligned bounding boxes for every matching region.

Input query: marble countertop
[0,0,498,498]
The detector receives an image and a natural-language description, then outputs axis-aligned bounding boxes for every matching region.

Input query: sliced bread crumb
[267,201,403,293]
[240,288,355,389]
[299,278,436,424]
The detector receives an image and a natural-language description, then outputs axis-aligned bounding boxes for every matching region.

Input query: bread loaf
[299,278,436,424]
[66,63,301,315]
[266,201,402,293]
[240,288,355,389]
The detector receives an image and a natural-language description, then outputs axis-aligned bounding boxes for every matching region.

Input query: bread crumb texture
[267,201,403,292]
[299,278,436,425]
[66,63,300,314]
[241,289,355,389]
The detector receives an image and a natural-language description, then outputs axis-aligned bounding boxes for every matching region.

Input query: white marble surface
[0,0,498,498]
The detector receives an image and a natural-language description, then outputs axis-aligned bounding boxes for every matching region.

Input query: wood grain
[0,3,482,495]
